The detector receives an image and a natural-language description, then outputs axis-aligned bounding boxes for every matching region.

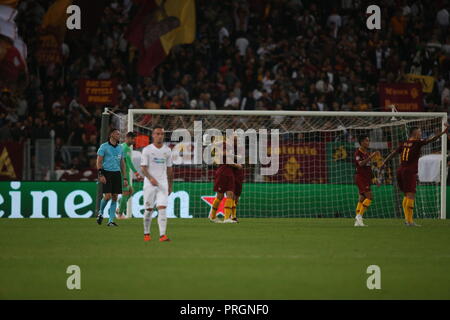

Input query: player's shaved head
[409,127,421,138]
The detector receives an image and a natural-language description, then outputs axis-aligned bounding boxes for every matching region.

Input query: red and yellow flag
[0,0,19,8]
[36,0,72,66]
[0,0,26,92]
[126,0,196,76]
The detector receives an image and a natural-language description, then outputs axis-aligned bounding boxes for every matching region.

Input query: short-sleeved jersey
[97,141,123,172]
[212,141,237,168]
[354,148,372,180]
[396,139,427,171]
[141,143,173,187]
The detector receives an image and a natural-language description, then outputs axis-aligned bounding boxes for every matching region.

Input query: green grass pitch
[1,218,450,299]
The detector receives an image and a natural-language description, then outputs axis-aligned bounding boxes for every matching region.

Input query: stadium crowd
[0,0,450,175]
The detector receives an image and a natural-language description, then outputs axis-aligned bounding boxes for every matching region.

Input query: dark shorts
[102,170,122,194]
[213,166,235,194]
[355,174,371,195]
[397,167,417,194]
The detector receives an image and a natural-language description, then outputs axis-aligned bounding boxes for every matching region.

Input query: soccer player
[354,135,380,227]
[231,167,244,223]
[116,132,141,219]
[208,135,242,224]
[231,135,244,223]
[381,124,448,226]
[140,125,173,242]
[96,128,128,227]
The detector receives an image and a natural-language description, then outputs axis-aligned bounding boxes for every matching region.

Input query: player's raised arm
[424,123,448,145]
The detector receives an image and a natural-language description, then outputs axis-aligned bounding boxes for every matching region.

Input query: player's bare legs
[209,192,224,222]
[355,191,372,227]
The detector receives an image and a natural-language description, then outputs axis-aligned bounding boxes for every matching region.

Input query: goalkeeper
[116,132,141,219]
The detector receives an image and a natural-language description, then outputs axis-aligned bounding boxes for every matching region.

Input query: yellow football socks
[360,198,372,215]
[210,198,221,219]
[231,201,237,219]
[355,202,363,215]
[402,197,407,216]
[224,198,234,220]
[405,198,415,223]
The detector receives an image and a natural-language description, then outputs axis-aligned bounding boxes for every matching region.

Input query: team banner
[404,74,435,93]
[35,0,72,66]
[126,0,196,76]
[265,142,327,183]
[326,142,388,185]
[0,181,442,218]
[326,142,355,184]
[0,142,22,181]
[79,79,118,106]
[379,82,423,111]
[36,33,62,65]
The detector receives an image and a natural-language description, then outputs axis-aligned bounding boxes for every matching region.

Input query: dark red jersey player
[209,137,242,223]
[353,135,380,227]
[382,124,448,226]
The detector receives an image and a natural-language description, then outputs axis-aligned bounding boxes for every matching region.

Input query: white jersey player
[140,126,173,242]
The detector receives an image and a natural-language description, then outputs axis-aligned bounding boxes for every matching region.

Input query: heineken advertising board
[0,181,444,218]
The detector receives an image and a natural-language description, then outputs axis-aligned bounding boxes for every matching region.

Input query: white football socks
[158,208,167,236]
[143,209,152,234]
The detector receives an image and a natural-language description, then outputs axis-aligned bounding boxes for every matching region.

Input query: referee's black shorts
[102,170,122,194]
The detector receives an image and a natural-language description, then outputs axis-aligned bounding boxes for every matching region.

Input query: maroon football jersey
[354,148,372,180]
[396,139,426,171]
[214,141,237,169]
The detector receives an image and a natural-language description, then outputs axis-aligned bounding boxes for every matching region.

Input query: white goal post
[124,109,448,219]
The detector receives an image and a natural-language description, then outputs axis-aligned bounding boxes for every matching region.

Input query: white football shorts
[143,184,169,209]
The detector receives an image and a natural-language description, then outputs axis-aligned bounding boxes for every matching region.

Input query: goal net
[111,110,447,220]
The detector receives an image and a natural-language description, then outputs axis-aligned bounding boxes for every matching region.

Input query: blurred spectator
[2,0,449,177]
[436,5,449,27]
[0,119,12,142]
[224,92,240,109]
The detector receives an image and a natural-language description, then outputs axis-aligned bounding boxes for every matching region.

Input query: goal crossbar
[125,109,447,219]
[128,109,447,118]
